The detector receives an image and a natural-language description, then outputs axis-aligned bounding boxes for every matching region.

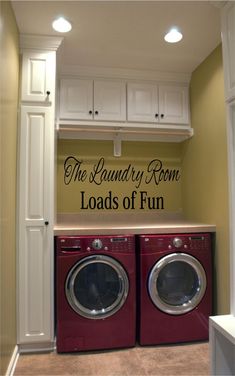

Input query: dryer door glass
[66,255,129,319]
[148,253,207,315]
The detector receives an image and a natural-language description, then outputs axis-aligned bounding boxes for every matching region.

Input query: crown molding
[209,1,227,9]
[20,34,63,52]
[59,64,191,84]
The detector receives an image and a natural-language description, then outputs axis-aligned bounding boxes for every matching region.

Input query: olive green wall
[182,45,230,314]
[57,140,183,213]
[0,1,19,374]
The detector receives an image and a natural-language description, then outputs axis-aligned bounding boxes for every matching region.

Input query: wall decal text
[63,156,180,210]
[64,156,180,188]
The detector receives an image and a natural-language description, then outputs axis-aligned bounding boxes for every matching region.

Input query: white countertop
[210,315,235,345]
[54,212,216,235]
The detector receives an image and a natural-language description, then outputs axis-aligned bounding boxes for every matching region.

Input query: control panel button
[92,239,103,250]
[173,237,183,248]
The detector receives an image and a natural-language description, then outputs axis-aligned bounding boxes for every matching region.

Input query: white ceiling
[11,1,222,75]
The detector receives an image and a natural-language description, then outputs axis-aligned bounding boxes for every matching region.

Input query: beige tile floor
[14,342,209,376]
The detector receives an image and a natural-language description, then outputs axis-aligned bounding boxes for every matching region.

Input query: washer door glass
[66,255,129,319]
[148,253,207,315]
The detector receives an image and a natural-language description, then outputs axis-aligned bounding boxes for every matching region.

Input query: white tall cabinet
[18,35,62,351]
[210,2,235,375]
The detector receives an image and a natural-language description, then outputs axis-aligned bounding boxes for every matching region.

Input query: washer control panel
[57,235,135,254]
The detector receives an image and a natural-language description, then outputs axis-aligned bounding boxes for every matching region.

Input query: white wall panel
[222,2,235,101]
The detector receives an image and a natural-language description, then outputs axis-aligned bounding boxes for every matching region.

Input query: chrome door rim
[65,254,129,319]
[148,253,207,315]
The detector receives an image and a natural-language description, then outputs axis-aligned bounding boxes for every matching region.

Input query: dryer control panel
[140,233,211,252]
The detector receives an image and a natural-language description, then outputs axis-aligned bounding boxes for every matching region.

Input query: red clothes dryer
[56,235,136,352]
[138,233,212,345]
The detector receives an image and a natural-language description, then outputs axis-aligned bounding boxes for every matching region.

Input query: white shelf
[57,122,193,144]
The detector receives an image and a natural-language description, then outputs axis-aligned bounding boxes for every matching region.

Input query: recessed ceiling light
[52,17,72,33]
[164,28,183,43]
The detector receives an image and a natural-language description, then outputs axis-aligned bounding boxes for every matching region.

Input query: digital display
[190,236,204,240]
[61,245,81,252]
[111,237,127,242]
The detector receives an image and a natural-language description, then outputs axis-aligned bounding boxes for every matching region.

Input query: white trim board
[20,34,63,52]
[5,345,19,376]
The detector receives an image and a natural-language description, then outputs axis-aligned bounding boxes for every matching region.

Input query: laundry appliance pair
[55,232,212,352]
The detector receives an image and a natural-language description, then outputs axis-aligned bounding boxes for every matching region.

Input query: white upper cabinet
[158,85,189,124]
[94,80,126,121]
[127,82,159,122]
[59,78,93,120]
[221,1,235,102]
[21,51,55,103]
[59,78,126,121]
[58,75,192,144]
[127,82,189,125]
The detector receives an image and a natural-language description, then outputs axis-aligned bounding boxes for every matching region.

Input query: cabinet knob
[46,91,50,96]
[155,113,158,118]
[161,114,164,118]
[95,110,99,115]
[45,221,49,226]
[89,110,93,115]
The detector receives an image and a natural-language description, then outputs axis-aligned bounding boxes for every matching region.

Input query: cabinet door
[158,86,189,125]
[21,51,55,103]
[222,2,235,102]
[59,78,93,119]
[18,106,54,344]
[127,82,158,122]
[94,80,126,121]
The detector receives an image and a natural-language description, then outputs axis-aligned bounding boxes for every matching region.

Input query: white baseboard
[18,341,55,353]
[6,345,19,376]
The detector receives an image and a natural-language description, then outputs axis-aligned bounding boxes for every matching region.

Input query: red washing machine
[56,235,136,352]
[138,233,212,345]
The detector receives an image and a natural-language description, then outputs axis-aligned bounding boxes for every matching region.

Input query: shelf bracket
[113,133,122,157]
